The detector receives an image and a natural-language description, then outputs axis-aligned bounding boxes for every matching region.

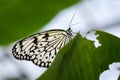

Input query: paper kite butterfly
[12,13,77,68]
[12,27,73,68]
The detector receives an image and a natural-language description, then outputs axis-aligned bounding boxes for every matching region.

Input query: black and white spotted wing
[12,28,73,68]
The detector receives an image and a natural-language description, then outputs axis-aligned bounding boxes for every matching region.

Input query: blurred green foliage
[38,31,120,80]
[119,76,120,80]
[0,0,79,45]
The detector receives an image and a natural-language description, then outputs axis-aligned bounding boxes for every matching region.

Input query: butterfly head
[66,27,73,36]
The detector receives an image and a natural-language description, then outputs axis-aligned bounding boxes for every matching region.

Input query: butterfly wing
[12,29,72,68]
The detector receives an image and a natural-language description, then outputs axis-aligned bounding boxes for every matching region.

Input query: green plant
[37,31,120,80]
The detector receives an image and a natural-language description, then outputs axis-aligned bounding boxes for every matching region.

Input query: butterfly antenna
[69,12,76,29]
[68,12,81,34]
[70,22,81,27]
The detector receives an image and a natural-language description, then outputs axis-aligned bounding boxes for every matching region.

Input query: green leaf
[0,0,79,45]
[37,30,120,80]
[118,76,120,80]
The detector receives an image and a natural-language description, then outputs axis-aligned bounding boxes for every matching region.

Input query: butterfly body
[12,28,73,68]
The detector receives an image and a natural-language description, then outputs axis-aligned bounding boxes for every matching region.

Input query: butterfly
[12,27,74,68]
[12,13,77,68]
